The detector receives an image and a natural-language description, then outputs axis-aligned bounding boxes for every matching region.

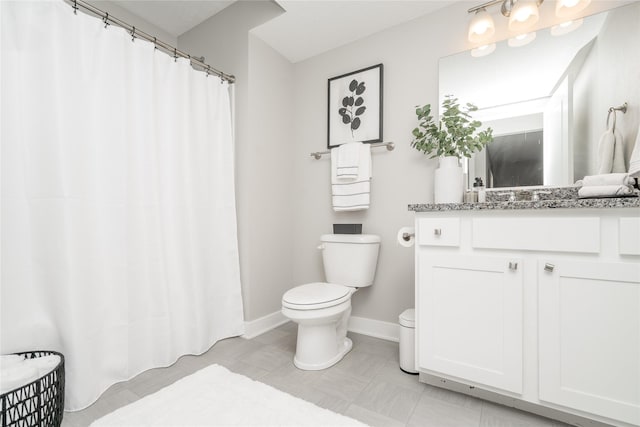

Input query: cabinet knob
[544,263,555,272]
[509,261,518,270]
[434,228,442,236]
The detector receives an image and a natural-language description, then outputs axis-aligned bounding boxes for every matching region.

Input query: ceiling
[114,0,455,63]
[252,1,454,63]
[113,1,237,38]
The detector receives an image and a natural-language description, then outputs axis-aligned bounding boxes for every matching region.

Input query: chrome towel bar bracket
[310,142,395,160]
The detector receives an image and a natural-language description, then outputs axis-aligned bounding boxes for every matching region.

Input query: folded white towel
[582,173,635,187]
[333,142,362,181]
[0,363,38,394]
[332,180,370,196]
[578,184,635,198]
[24,355,61,377]
[629,125,640,178]
[0,354,25,370]
[332,194,370,211]
[331,144,372,211]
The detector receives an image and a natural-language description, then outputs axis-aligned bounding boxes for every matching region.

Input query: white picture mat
[329,66,381,147]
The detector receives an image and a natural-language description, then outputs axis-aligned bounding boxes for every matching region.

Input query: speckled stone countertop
[409,196,640,212]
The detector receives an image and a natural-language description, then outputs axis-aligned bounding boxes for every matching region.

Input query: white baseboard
[348,316,399,342]
[243,311,400,343]
[242,310,288,339]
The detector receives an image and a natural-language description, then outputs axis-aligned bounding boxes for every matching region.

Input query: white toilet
[282,234,380,370]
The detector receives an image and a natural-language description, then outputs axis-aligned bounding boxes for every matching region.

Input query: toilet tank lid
[320,234,380,244]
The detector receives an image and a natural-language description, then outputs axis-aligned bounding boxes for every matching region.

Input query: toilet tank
[319,234,380,287]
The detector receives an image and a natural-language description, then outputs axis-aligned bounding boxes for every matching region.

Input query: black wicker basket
[0,351,65,427]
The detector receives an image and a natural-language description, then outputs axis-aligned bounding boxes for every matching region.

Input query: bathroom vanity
[410,192,640,427]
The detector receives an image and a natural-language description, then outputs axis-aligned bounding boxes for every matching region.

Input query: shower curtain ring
[103,13,109,29]
[131,27,136,42]
[174,48,178,62]
[73,0,78,14]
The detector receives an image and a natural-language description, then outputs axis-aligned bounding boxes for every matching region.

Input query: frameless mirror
[439,2,639,189]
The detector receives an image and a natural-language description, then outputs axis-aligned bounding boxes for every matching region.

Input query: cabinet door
[417,253,523,394]
[539,260,640,426]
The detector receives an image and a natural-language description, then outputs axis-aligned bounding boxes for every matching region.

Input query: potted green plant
[411,95,493,203]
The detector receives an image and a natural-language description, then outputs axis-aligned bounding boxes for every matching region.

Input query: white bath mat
[90,364,367,426]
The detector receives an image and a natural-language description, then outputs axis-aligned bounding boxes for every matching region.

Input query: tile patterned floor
[62,322,568,427]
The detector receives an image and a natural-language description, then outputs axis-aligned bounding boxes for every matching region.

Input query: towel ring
[606,102,628,132]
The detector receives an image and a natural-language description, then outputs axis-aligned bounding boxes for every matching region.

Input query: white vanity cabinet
[538,259,640,425]
[414,207,640,427]
[418,253,523,394]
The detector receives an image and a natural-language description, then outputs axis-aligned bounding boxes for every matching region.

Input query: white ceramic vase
[434,156,463,204]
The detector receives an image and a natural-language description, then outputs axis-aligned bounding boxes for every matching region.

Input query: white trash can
[399,308,417,374]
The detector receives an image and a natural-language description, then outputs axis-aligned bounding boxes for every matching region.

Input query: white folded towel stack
[24,355,61,377]
[582,173,635,187]
[0,360,39,394]
[0,354,61,394]
[0,354,25,370]
[578,173,637,198]
[331,143,372,211]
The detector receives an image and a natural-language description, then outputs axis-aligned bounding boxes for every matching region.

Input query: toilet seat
[282,282,352,310]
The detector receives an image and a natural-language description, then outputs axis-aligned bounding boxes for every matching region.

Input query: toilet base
[294,337,352,371]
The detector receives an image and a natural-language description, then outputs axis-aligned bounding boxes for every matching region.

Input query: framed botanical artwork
[327,64,383,148]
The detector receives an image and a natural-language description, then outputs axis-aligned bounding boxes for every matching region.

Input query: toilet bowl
[282,283,355,370]
[282,234,380,370]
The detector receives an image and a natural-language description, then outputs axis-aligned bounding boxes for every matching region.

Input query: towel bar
[310,142,395,160]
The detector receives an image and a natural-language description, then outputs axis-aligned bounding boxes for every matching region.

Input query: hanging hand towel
[612,129,626,173]
[597,129,615,174]
[582,173,635,187]
[629,125,640,178]
[578,184,635,198]
[333,142,363,181]
[331,144,372,211]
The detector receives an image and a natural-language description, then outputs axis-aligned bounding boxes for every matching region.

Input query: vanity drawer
[418,218,460,247]
[472,217,600,253]
[619,218,640,256]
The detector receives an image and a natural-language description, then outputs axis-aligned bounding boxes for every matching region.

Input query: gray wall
[179,2,291,322]
[289,2,473,324]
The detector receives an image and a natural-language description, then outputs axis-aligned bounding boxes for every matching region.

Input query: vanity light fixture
[471,43,497,57]
[550,18,584,36]
[555,0,591,17]
[508,31,536,47]
[467,0,544,43]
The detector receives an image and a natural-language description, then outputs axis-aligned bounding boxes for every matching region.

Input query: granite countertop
[409,196,640,212]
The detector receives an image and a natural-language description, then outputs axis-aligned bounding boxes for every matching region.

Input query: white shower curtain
[1,0,244,410]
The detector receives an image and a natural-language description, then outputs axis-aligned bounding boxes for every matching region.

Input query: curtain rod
[64,0,235,83]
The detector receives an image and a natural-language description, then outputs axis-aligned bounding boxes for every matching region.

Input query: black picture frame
[327,64,383,148]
